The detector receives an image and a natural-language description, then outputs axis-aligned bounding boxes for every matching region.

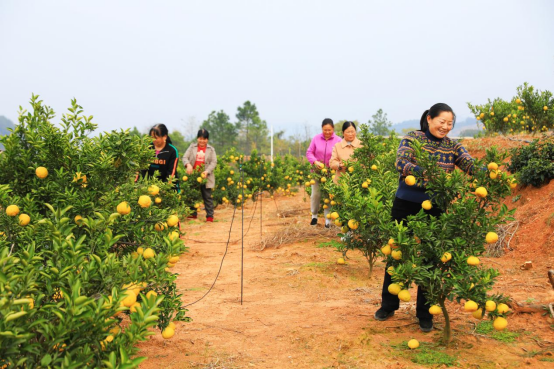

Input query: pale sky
[1,0,553,138]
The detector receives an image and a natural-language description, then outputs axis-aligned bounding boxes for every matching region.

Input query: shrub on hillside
[507,135,554,187]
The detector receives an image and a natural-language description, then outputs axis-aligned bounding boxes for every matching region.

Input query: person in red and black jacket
[138,124,180,192]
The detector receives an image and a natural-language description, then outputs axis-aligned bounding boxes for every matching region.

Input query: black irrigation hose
[183,168,264,307]
[183,204,237,308]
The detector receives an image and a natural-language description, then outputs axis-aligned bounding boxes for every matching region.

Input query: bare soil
[138,138,554,369]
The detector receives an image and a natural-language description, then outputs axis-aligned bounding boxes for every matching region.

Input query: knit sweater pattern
[395,130,474,203]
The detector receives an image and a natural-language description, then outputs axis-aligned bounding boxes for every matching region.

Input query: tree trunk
[438,298,452,345]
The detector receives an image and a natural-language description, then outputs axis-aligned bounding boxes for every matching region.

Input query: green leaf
[41,354,52,366]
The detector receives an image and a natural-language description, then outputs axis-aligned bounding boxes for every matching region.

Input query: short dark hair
[420,103,456,131]
[197,128,209,139]
[322,118,334,128]
[149,123,172,144]
[342,121,356,132]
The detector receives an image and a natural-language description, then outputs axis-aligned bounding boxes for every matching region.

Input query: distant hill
[0,116,15,150]
[391,117,483,138]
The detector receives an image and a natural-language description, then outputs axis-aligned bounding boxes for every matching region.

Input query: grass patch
[391,341,458,367]
[316,240,343,249]
[412,348,458,366]
[302,262,330,269]
[475,321,519,343]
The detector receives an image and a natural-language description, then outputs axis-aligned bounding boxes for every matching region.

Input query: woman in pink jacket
[306,118,342,227]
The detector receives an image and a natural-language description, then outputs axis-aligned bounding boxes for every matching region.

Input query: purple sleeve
[306,137,317,164]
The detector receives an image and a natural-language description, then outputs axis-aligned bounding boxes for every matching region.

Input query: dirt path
[138,191,554,369]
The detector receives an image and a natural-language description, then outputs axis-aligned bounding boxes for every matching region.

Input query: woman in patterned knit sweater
[374,103,475,332]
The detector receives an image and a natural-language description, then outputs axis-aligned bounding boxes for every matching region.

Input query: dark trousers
[191,185,214,218]
[380,197,443,321]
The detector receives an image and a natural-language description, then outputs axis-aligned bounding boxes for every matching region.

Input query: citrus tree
[384,141,516,344]
[468,82,553,134]
[324,126,399,275]
[0,96,189,367]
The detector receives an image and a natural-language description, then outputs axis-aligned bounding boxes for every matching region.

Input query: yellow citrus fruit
[169,231,180,241]
[154,222,166,232]
[162,327,175,339]
[429,305,442,315]
[123,283,141,296]
[168,321,176,330]
[138,195,152,208]
[543,106,548,111]
[169,256,180,264]
[472,308,484,320]
[485,232,498,244]
[6,205,20,217]
[74,215,83,225]
[405,175,416,186]
[341,226,349,233]
[109,326,121,335]
[310,179,316,185]
[381,245,392,255]
[421,200,432,210]
[347,219,359,230]
[467,256,480,266]
[52,289,63,301]
[497,303,510,314]
[387,283,401,295]
[197,177,203,183]
[347,166,354,173]
[407,339,419,349]
[35,166,48,179]
[493,317,508,330]
[387,266,395,275]
[121,291,137,307]
[361,182,369,188]
[489,171,498,179]
[182,176,188,181]
[167,215,179,227]
[117,201,131,215]
[137,247,144,255]
[330,212,339,220]
[146,290,157,299]
[336,257,345,265]
[485,300,497,312]
[509,180,517,189]
[475,187,488,198]
[398,290,411,302]
[18,214,31,226]
[487,162,498,171]
[371,164,377,171]
[142,248,155,259]
[391,250,402,260]
[148,185,160,196]
[155,197,162,204]
[440,252,452,263]
[464,300,478,312]
[334,219,342,227]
